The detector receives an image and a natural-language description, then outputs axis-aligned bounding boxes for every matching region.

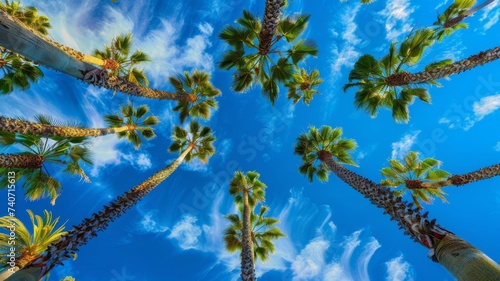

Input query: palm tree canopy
[168,121,216,163]
[0,209,67,270]
[219,9,317,104]
[170,70,222,123]
[229,171,267,207]
[433,0,474,41]
[0,47,44,94]
[0,116,93,204]
[380,151,450,209]
[93,33,151,86]
[224,205,285,261]
[294,126,357,182]
[285,68,323,105]
[0,1,52,35]
[104,103,159,149]
[344,28,448,123]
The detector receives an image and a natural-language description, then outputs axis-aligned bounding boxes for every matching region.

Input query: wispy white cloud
[473,94,500,119]
[385,255,414,281]
[292,237,330,280]
[479,0,500,31]
[168,214,203,250]
[122,152,153,171]
[439,94,500,131]
[391,131,421,159]
[139,210,169,233]
[494,142,500,151]
[357,238,382,281]
[378,0,415,41]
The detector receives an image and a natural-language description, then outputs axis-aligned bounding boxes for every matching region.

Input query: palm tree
[226,171,266,281]
[381,151,500,208]
[219,9,317,104]
[0,47,44,94]
[294,125,500,280]
[0,1,52,35]
[0,11,195,101]
[0,210,67,279]
[93,33,151,87]
[436,0,496,33]
[9,121,215,280]
[344,28,444,122]
[224,205,285,275]
[285,68,323,105]
[0,106,158,148]
[169,70,222,123]
[0,117,93,204]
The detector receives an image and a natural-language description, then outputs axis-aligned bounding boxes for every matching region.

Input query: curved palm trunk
[0,154,43,168]
[0,116,131,137]
[241,191,256,281]
[406,163,500,189]
[258,0,284,55]
[0,11,195,102]
[385,45,500,86]
[317,150,500,280]
[6,145,194,281]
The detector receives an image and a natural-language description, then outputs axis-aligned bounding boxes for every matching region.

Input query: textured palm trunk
[443,0,495,28]
[0,11,195,102]
[0,116,132,137]
[8,145,194,281]
[406,163,500,189]
[258,0,284,55]
[385,46,500,86]
[241,191,256,281]
[317,150,500,280]
[0,154,43,168]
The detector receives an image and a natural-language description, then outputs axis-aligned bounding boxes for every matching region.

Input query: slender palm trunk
[0,11,195,102]
[406,163,500,189]
[385,45,500,86]
[6,146,194,281]
[258,0,284,55]
[241,191,256,281]
[0,154,43,168]
[0,116,132,137]
[467,0,496,16]
[317,150,500,280]
[443,0,495,28]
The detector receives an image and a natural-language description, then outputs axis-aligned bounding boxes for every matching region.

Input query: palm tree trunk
[385,45,500,86]
[467,0,496,16]
[0,116,132,137]
[0,154,43,168]
[258,0,284,55]
[8,145,194,281]
[0,10,196,102]
[317,150,500,280]
[406,163,500,189]
[241,191,256,281]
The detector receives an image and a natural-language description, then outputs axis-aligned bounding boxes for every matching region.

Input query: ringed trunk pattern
[0,116,130,137]
[0,11,192,102]
[317,150,500,279]
[18,145,194,279]
[0,154,43,168]
[258,0,284,55]
[241,191,256,281]
[385,46,500,86]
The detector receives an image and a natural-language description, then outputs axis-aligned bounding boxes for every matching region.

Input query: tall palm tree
[219,9,317,104]
[294,125,500,280]
[0,11,195,101]
[226,171,267,281]
[169,70,222,123]
[384,44,500,88]
[344,28,443,122]
[93,33,151,87]
[0,1,52,35]
[0,106,158,148]
[381,151,500,208]
[224,205,285,274]
[0,117,93,204]
[0,47,44,94]
[285,68,323,105]
[8,121,215,280]
[0,210,67,279]
[436,0,496,33]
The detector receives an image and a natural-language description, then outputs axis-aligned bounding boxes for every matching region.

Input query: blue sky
[1,0,500,280]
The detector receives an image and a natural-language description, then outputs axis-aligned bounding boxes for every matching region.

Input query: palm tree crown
[285,68,323,105]
[433,0,474,41]
[104,103,159,149]
[169,70,222,123]
[0,1,51,35]
[0,47,44,94]
[294,126,357,182]
[219,10,317,104]
[380,152,450,209]
[168,121,216,163]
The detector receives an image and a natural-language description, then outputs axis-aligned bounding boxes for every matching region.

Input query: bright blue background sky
[2,0,500,280]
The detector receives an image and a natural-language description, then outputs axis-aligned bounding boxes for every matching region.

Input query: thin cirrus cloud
[378,0,416,41]
[385,254,414,281]
[479,0,500,31]
[439,94,500,131]
[391,131,421,159]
